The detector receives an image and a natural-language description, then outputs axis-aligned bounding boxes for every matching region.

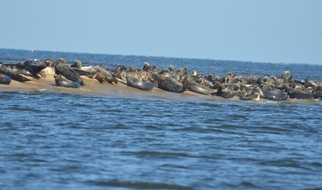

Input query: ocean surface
[0,48,322,190]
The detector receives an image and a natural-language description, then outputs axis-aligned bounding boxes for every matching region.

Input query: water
[1,49,322,189]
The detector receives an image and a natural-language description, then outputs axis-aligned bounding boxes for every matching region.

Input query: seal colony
[1,58,322,102]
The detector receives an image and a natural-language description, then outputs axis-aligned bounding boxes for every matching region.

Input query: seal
[0,74,11,85]
[94,67,118,84]
[95,72,108,83]
[216,83,239,98]
[313,83,322,99]
[2,59,45,79]
[183,77,215,95]
[152,73,185,93]
[71,59,83,68]
[54,58,85,86]
[254,86,288,101]
[142,62,160,73]
[196,77,215,89]
[0,62,30,82]
[287,88,314,99]
[126,74,155,91]
[41,59,55,67]
[70,59,96,78]
[54,75,81,88]
[239,92,260,102]
[113,65,127,79]
[39,59,55,78]
[22,59,47,79]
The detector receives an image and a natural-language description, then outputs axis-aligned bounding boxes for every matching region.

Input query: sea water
[0,49,322,189]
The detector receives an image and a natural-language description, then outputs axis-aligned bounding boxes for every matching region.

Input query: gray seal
[152,73,185,93]
[0,62,30,82]
[54,75,81,88]
[126,74,154,91]
[254,86,288,101]
[0,74,11,85]
[183,77,215,95]
[54,58,85,86]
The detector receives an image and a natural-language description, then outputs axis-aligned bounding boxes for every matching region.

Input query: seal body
[288,88,314,99]
[3,59,46,79]
[0,63,30,82]
[152,74,185,93]
[183,78,214,95]
[239,92,260,102]
[54,75,81,88]
[20,59,47,79]
[0,74,11,85]
[54,58,85,86]
[256,87,288,101]
[126,75,154,91]
[94,67,118,84]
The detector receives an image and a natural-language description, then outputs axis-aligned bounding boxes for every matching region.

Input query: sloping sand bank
[1,75,319,104]
[0,75,226,101]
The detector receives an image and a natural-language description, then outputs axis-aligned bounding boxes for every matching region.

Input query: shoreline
[0,74,319,104]
[0,74,226,101]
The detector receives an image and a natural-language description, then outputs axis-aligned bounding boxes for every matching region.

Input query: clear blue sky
[1,0,321,64]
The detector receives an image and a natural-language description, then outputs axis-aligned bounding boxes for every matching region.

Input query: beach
[0,74,225,101]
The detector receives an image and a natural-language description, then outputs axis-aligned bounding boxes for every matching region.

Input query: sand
[1,75,319,104]
[0,75,225,101]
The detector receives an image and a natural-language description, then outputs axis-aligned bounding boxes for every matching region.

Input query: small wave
[259,159,307,170]
[309,162,322,167]
[223,181,261,189]
[122,150,191,158]
[143,125,163,130]
[86,179,193,190]
[159,163,190,169]
[10,105,41,112]
[249,125,293,135]
[108,123,131,130]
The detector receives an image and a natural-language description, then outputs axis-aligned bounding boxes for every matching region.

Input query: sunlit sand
[0,74,226,101]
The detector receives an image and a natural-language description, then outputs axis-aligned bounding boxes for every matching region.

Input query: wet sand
[1,75,319,104]
[0,75,225,101]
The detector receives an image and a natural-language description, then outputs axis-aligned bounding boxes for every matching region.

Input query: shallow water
[1,49,322,189]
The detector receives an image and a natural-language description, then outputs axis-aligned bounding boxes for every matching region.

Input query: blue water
[1,49,322,189]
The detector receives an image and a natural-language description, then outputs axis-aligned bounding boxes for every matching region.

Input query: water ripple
[86,179,194,190]
[1,81,322,189]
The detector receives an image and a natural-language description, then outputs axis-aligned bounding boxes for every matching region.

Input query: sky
[1,0,321,64]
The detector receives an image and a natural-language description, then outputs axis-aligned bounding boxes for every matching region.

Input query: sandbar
[0,74,226,101]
